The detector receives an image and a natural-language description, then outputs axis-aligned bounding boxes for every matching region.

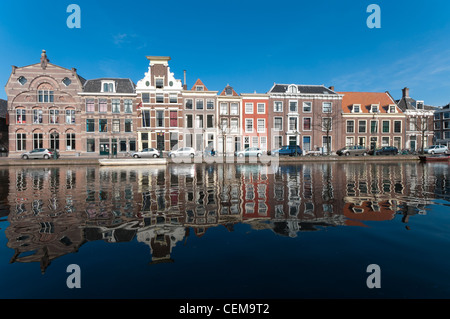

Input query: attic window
[196,86,204,91]
[62,77,71,86]
[155,78,164,89]
[417,101,424,110]
[389,105,396,113]
[102,81,115,93]
[18,76,27,85]
[288,85,297,94]
[225,87,232,95]
[371,105,379,113]
[353,105,360,113]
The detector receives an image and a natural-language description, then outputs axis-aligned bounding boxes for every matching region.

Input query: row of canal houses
[3,51,437,157]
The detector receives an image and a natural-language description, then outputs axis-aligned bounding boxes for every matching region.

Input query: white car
[131,148,160,158]
[235,147,263,157]
[424,145,448,154]
[168,147,196,158]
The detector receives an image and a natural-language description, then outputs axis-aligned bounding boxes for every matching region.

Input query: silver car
[168,147,196,158]
[424,145,448,154]
[131,148,160,158]
[21,148,59,159]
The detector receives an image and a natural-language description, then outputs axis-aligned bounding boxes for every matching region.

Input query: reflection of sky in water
[0,162,449,299]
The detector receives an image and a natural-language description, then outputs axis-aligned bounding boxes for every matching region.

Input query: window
[156,110,164,127]
[274,136,282,149]
[371,105,379,113]
[33,109,43,124]
[220,118,228,131]
[66,133,76,150]
[382,120,390,133]
[62,77,71,86]
[289,101,298,112]
[142,110,150,127]
[257,119,265,133]
[346,137,354,146]
[33,133,43,149]
[346,120,355,133]
[99,99,107,112]
[112,99,120,113]
[207,99,214,110]
[322,118,332,131]
[207,115,214,128]
[18,76,27,85]
[155,78,164,89]
[370,120,378,133]
[170,111,177,127]
[142,93,150,103]
[102,82,114,93]
[394,121,402,133]
[416,101,424,109]
[156,94,164,103]
[252,136,258,147]
[444,113,450,119]
[303,102,312,113]
[112,119,120,132]
[16,133,26,151]
[303,136,311,151]
[225,87,233,95]
[186,114,193,128]
[245,103,253,114]
[274,101,283,112]
[389,105,396,113]
[16,109,26,124]
[220,103,228,115]
[87,139,95,152]
[49,109,59,124]
[303,117,311,131]
[230,103,239,115]
[86,99,95,112]
[381,136,389,146]
[196,99,204,110]
[99,119,108,132]
[322,102,332,113]
[409,117,417,131]
[230,119,238,133]
[289,117,298,131]
[185,99,193,110]
[120,140,127,152]
[288,85,297,93]
[86,119,95,132]
[245,119,253,133]
[124,99,132,113]
[196,85,204,91]
[196,115,203,129]
[435,113,441,120]
[125,119,132,132]
[257,103,265,114]
[353,105,360,113]
[38,90,54,103]
[66,109,75,124]
[170,94,177,103]
[274,117,283,131]
[129,139,136,152]
[358,120,366,133]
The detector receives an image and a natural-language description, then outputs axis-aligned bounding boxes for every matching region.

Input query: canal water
[0,161,449,299]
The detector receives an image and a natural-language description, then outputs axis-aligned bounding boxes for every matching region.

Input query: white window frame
[274,117,283,131]
[303,101,312,113]
[257,103,265,114]
[245,119,254,133]
[245,102,253,114]
[257,119,265,133]
[274,101,283,112]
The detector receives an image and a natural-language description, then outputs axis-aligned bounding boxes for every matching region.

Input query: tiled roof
[191,79,208,91]
[339,92,398,113]
[269,84,337,95]
[219,85,239,96]
[83,78,135,93]
[396,97,436,112]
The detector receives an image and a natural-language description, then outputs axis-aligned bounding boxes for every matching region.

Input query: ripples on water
[0,162,449,298]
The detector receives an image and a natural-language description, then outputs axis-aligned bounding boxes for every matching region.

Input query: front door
[157,133,165,151]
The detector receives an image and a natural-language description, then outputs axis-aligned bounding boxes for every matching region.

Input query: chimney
[402,87,409,98]
[183,70,187,90]
[329,86,335,91]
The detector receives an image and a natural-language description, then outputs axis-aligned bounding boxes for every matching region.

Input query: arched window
[37,83,54,103]
[288,85,297,94]
[16,130,27,151]
[50,132,60,150]
[65,107,76,124]
[66,131,76,151]
[16,108,26,124]
[32,107,43,124]
[33,130,43,149]
[49,108,59,124]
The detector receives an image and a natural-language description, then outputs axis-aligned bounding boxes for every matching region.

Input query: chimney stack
[183,70,187,90]
[329,86,335,91]
[402,87,409,98]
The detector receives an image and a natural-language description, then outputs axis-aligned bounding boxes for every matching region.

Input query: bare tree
[408,114,433,154]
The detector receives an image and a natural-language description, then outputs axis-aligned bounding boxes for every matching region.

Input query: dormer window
[225,87,233,96]
[389,105,396,113]
[371,104,379,113]
[416,101,424,110]
[352,104,360,113]
[196,85,204,91]
[102,81,115,93]
[155,78,164,89]
[288,85,298,94]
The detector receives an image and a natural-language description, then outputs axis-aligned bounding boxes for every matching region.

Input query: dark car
[271,145,302,156]
[369,146,399,156]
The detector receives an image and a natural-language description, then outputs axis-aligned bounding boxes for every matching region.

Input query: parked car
[368,146,399,156]
[336,145,368,156]
[21,148,59,160]
[423,145,448,155]
[168,147,196,158]
[304,147,324,156]
[235,147,263,157]
[270,145,302,156]
[131,148,160,158]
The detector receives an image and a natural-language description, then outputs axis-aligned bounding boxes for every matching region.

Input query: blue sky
[1,0,450,106]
